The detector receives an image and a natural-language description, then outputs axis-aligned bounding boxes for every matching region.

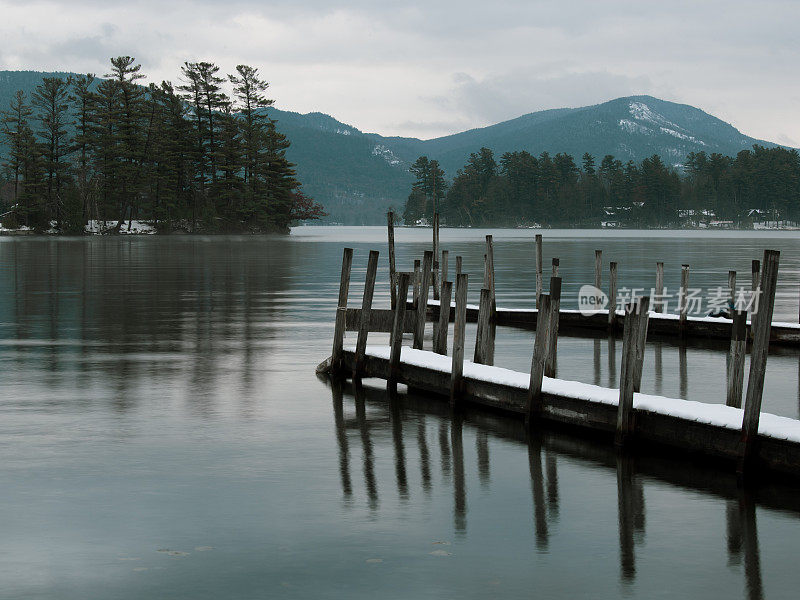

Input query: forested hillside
[403,146,800,228]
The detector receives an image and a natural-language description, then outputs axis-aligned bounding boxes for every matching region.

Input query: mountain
[0,71,785,224]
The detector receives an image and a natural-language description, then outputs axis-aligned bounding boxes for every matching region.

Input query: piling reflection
[451,413,467,534]
[326,380,790,597]
[528,433,549,550]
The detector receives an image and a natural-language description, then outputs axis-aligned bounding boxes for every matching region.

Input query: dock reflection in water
[330,379,795,598]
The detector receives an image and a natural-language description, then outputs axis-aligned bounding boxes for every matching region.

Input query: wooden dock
[318,215,800,480]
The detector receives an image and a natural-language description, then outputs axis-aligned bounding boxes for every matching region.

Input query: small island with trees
[0,57,325,234]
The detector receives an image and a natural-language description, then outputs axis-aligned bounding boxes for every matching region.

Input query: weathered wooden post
[413,259,421,306]
[728,270,737,312]
[387,211,397,309]
[353,250,380,379]
[389,272,410,388]
[616,297,650,446]
[751,259,761,336]
[535,234,543,309]
[741,249,780,465]
[414,250,433,350]
[679,264,690,336]
[526,294,552,425]
[450,273,469,406]
[545,277,562,378]
[434,280,453,355]
[474,288,495,365]
[441,250,449,289]
[433,213,440,301]
[552,257,559,278]
[456,255,463,277]
[330,247,354,375]
[751,259,760,292]
[632,296,651,392]
[485,235,496,309]
[609,261,619,331]
[726,309,747,408]
[654,262,664,313]
[595,250,602,290]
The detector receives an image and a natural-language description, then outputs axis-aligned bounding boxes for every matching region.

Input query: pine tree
[31,76,73,228]
[1,90,34,223]
[105,56,145,229]
[71,73,96,224]
[229,65,273,209]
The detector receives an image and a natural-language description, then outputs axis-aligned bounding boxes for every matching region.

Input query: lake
[1,227,799,599]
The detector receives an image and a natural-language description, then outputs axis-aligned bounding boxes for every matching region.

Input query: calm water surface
[1,227,800,599]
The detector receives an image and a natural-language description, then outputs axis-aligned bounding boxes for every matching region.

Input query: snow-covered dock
[319,221,800,479]
[329,345,800,478]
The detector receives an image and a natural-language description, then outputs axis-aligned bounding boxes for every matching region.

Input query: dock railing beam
[353,250,380,379]
[740,249,780,468]
[450,273,469,407]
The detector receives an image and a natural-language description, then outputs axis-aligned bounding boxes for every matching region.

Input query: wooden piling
[728,270,737,312]
[485,235,496,308]
[413,259,421,306]
[679,264,690,336]
[387,211,397,309]
[595,250,602,289]
[450,273,469,406]
[632,296,651,392]
[330,247,354,375]
[414,250,433,350]
[353,250,379,378]
[616,297,650,445]
[726,309,747,408]
[535,234,543,310]
[545,276,562,378]
[389,272,410,387]
[609,262,618,331]
[441,250,449,287]
[552,257,559,278]
[751,259,760,292]
[433,213,440,301]
[751,259,761,336]
[474,288,495,365]
[434,280,453,355]
[655,262,664,313]
[456,255,463,277]
[741,250,780,463]
[527,294,552,424]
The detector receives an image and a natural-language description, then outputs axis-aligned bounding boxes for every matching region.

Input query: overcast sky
[2,0,799,144]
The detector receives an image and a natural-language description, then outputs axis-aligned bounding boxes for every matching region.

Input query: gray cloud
[0,0,798,142]
[430,70,656,126]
